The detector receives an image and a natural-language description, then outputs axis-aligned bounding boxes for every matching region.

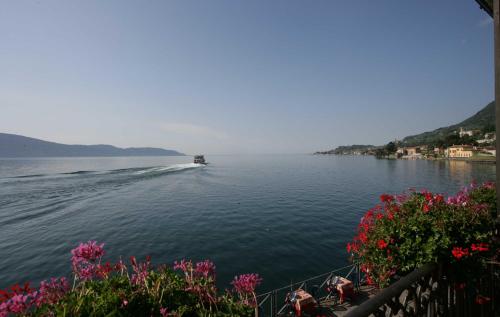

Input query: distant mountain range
[402,101,495,146]
[0,133,185,157]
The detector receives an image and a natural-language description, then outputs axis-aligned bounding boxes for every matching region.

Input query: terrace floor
[274,285,379,317]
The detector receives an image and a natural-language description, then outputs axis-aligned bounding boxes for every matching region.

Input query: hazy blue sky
[0,1,494,154]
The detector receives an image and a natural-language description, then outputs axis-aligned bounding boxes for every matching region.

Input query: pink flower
[71,241,105,264]
[231,273,262,294]
[130,256,151,286]
[36,277,69,307]
[71,241,105,280]
[173,259,192,274]
[195,260,216,279]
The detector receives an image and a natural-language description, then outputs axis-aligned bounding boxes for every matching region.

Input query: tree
[385,142,397,154]
[482,124,495,134]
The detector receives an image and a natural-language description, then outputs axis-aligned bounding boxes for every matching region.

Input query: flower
[377,239,388,250]
[160,307,169,317]
[471,243,489,252]
[380,194,393,203]
[35,277,69,307]
[423,192,433,202]
[434,194,444,203]
[195,260,216,279]
[71,241,105,280]
[451,247,469,260]
[130,256,151,286]
[71,241,105,264]
[422,204,430,213]
[231,274,262,294]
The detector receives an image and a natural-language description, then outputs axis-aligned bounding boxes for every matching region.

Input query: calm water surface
[0,155,495,291]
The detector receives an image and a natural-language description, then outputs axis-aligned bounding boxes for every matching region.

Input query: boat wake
[0,163,206,227]
[133,163,203,175]
[5,163,204,180]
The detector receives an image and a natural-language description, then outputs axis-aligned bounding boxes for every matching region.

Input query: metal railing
[256,264,360,317]
[345,261,500,317]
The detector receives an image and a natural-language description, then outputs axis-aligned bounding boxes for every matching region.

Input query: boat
[194,155,207,165]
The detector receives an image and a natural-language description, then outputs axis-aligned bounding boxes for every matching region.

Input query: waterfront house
[406,147,421,156]
[446,145,477,158]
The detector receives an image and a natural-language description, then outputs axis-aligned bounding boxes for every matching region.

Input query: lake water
[0,155,495,292]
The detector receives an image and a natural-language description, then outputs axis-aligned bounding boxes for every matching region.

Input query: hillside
[314,144,377,155]
[0,133,185,157]
[402,101,495,146]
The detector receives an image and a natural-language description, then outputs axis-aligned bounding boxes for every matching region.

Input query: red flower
[380,194,393,203]
[376,213,384,220]
[422,204,430,213]
[471,243,489,252]
[357,232,368,243]
[424,192,433,202]
[377,239,388,250]
[434,194,444,203]
[451,247,469,260]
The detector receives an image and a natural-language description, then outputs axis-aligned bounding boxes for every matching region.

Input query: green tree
[385,142,397,154]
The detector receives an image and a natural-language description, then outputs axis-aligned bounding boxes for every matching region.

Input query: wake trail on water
[4,163,204,180]
[0,163,205,226]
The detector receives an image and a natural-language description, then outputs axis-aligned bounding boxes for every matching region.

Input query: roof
[475,0,493,18]
[449,145,474,149]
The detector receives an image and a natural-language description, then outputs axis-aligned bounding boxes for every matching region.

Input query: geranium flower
[377,239,388,250]
[451,247,469,260]
[471,243,489,252]
[380,194,394,203]
[422,204,430,213]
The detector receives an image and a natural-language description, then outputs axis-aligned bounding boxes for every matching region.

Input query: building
[399,146,424,159]
[458,127,481,138]
[446,145,477,158]
[406,147,421,156]
[477,132,496,144]
[434,147,445,156]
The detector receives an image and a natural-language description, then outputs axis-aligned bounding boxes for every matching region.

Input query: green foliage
[33,268,254,317]
[385,142,397,154]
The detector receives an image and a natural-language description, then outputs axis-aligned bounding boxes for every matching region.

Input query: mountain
[402,101,495,146]
[0,133,185,157]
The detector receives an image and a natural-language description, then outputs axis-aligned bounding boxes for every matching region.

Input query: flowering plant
[347,182,497,287]
[0,242,261,316]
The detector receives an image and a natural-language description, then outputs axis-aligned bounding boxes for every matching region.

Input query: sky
[0,0,495,154]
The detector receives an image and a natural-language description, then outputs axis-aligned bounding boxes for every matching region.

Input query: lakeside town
[315,127,496,162]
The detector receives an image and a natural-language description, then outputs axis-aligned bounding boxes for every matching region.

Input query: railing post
[272,290,277,317]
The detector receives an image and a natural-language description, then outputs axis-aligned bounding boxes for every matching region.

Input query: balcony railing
[256,261,499,317]
[345,261,500,317]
